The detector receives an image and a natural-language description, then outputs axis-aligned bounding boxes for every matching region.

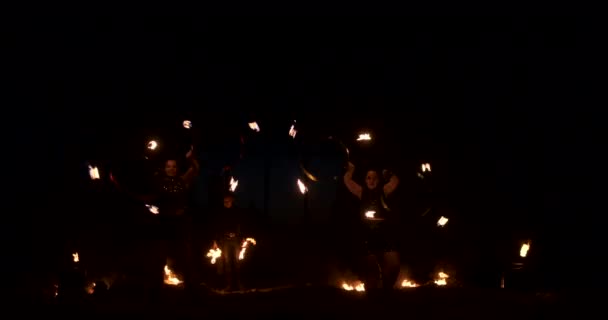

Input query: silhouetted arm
[181,146,200,186]
[109,172,156,203]
[343,162,362,199]
[383,170,399,196]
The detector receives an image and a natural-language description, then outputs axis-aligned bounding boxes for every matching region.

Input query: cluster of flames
[340,271,451,292]
[205,238,257,265]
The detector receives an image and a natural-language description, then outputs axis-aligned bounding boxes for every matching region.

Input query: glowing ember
[86,282,96,294]
[520,242,530,257]
[72,252,79,263]
[238,238,257,260]
[422,163,431,172]
[437,216,449,227]
[356,133,371,141]
[297,179,307,194]
[341,281,365,292]
[365,210,376,219]
[401,279,419,288]
[146,204,159,215]
[434,272,449,286]
[229,177,239,192]
[88,165,100,180]
[163,265,182,285]
[147,140,158,150]
[206,248,222,264]
[289,124,297,138]
[183,120,192,129]
[248,122,260,132]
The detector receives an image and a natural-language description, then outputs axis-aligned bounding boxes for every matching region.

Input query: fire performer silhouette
[210,192,252,292]
[343,161,400,295]
[110,146,200,298]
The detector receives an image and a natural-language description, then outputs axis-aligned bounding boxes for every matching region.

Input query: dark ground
[13,285,598,319]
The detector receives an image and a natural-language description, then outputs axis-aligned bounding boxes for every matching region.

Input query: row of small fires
[55,239,531,298]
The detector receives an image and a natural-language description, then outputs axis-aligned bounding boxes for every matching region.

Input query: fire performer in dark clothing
[111,146,200,297]
[210,193,251,292]
[343,161,400,295]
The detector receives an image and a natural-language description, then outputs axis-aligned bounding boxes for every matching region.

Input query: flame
[183,120,192,129]
[365,210,376,219]
[146,204,159,215]
[86,282,96,294]
[239,238,257,260]
[72,252,79,263]
[401,279,419,288]
[88,165,100,180]
[229,177,239,192]
[437,216,448,227]
[434,272,449,286]
[206,248,222,264]
[422,163,431,172]
[520,242,530,258]
[147,140,158,150]
[356,133,371,141]
[163,265,182,285]
[297,179,307,194]
[289,124,297,138]
[341,281,365,292]
[248,122,260,132]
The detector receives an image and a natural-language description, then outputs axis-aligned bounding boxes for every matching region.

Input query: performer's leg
[381,251,400,290]
[361,254,381,291]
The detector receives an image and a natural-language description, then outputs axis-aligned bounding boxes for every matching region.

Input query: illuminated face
[223,196,234,209]
[164,160,178,177]
[365,170,379,190]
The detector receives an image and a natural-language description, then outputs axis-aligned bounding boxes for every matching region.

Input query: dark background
[5,15,604,291]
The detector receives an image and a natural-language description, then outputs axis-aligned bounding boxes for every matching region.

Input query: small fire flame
[437,216,448,227]
[422,163,431,172]
[206,248,222,264]
[289,124,297,138]
[72,252,79,263]
[248,122,260,132]
[183,120,192,129]
[434,272,449,286]
[357,133,371,141]
[341,281,365,292]
[146,204,159,215]
[147,140,158,150]
[163,265,182,285]
[239,238,257,260]
[229,177,239,192]
[86,282,96,294]
[365,210,376,219]
[520,242,530,258]
[401,279,419,288]
[297,179,307,194]
[88,165,100,180]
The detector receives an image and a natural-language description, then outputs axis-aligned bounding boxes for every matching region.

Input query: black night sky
[5,15,605,293]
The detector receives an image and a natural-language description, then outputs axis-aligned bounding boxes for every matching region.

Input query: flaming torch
[163,265,183,285]
[206,247,222,264]
[145,204,159,215]
[288,121,297,138]
[356,133,371,141]
[88,165,100,180]
[229,177,239,192]
[147,140,158,150]
[183,120,192,129]
[520,242,530,258]
[248,122,260,132]
[238,238,257,260]
[297,179,307,194]
[437,216,449,227]
[72,252,79,263]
